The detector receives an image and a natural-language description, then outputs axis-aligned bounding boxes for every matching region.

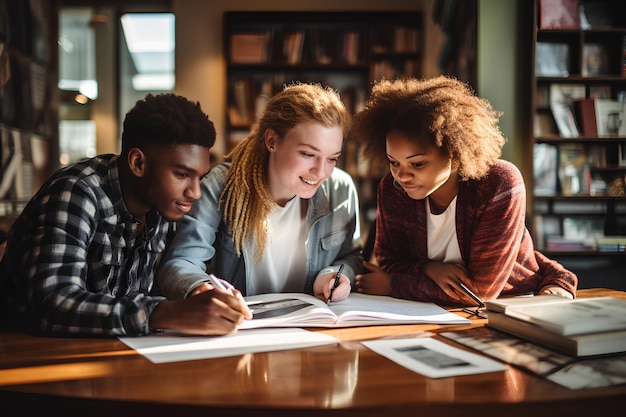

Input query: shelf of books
[0,0,58,219]
[224,11,423,237]
[530,0,626,261]
[224,12,422,144]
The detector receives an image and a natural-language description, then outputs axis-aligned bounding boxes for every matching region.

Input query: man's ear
[127,147,146,177]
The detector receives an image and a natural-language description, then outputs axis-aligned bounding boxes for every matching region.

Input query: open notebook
[240,292,470,329]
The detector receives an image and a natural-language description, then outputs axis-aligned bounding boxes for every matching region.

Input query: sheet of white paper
[119,328,338,364]
[362,337,508,378]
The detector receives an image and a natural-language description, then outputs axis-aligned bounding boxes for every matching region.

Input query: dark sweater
[375,159,577,306]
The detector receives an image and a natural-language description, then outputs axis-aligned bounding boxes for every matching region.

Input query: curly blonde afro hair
[349,76,506,180]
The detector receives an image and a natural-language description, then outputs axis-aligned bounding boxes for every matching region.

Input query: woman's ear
[127,147,146,177]
[264,129,277,152]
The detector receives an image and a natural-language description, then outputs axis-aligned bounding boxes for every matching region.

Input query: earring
[269,146,274,151]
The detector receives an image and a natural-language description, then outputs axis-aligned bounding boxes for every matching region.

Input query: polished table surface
[1,288,625,416]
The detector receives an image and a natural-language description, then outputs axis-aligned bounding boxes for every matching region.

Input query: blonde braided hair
[221,82,349,261]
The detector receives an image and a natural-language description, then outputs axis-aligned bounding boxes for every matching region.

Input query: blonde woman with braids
[349,76,577,307]
[157,83,361,308]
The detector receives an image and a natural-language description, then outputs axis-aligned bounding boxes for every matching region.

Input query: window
[58,7,175,166]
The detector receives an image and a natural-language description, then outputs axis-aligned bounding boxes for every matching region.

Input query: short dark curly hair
[349,76,506,180]
[121,93,216,153]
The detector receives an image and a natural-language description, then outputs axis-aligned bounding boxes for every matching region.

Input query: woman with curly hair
[157,82,361,304]
[350,76,577,307]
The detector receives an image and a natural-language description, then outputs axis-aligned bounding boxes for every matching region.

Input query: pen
[207,273,234,295]
[458,282,484,309]
[327,264,344,305]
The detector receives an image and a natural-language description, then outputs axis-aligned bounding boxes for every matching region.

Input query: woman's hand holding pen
[314,266,350,303]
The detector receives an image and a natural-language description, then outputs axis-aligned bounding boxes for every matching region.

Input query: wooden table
[1,288,625,416]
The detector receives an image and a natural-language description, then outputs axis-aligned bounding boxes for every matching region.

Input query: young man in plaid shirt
[0,93,251,336]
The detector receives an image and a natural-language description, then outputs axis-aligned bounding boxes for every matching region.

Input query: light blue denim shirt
[156,162,362,298]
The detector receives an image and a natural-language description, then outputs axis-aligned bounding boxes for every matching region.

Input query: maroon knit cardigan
[375,159,578,306]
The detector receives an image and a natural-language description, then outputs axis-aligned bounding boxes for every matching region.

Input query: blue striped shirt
[0,155,169,336]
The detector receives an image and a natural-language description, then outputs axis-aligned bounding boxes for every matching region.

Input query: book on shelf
[596,236,626,252]
[582,43,609,77]
[535,42,570,77]
[238,292,470,329]
[342,31,360,65]
[545,236,593,251]
[549,83,585,137]
[282,30,305,65]
[558,142,589,195]
[487,311,626,357]
[533,143,558,196]
[539,0,580,30]
[393,26,421,53]
[573,98,598,136]
[502,296,626,336]
[485,294,569,314]
[230,32,271,64]
[550,101,579,137]
[594,99,626,136]
[549,83,585,104]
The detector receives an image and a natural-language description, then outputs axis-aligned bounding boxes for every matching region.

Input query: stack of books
[596,236,626,252]
[486,295,626,357]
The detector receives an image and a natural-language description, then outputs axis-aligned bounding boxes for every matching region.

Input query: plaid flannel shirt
[0,155,169,336]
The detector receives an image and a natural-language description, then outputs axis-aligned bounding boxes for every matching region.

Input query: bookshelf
[0,0,58,219]
[529,0,626,286]
[224,11,423,232]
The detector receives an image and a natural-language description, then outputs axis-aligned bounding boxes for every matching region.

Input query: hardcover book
[573,98,598,136]
[503,296,626,336]
[539,0,580,29]
[488,311,626,357]
[485,294,569,314]
[230,32,271,64]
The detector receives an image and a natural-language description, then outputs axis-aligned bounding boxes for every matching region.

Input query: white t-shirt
[426,196,462,264]
[245,197,307,295]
